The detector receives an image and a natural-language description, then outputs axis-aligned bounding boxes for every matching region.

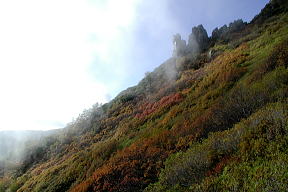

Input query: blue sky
[94,0,269,97]
[0,0,269,131]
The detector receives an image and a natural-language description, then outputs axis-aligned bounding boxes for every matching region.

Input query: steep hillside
[0,130,58,161]
[1,0,288,191]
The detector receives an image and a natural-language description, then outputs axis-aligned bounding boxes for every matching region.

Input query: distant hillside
[0,130,57,163]
[1,0,288,191]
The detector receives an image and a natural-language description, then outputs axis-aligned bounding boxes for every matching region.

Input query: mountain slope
[1,1,288,191]
[0,130,58,173]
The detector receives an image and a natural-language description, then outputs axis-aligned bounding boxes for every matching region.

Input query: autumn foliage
[2,2,288,192]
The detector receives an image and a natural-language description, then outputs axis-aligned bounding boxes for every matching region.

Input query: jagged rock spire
[173,33,187,57]
[172,25,210,58]
[187,25,209,54]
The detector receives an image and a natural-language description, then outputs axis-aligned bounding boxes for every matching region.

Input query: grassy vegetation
[0,1,287,191]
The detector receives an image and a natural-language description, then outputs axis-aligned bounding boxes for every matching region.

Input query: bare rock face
[172,25,210,58]
[173,34,187,57]
[211,19,246,42]
[211,25,228,41]
[229,19,246,32]
[187,25,209,54]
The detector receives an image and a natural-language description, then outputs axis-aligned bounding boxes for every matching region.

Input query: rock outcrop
[173,34,187,57]
[173,25,209,58]
[211,19,246,42]
[187,25,209,53]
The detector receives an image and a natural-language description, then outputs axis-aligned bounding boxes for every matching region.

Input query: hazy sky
[0,0,269,131]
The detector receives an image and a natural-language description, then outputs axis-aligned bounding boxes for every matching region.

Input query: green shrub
[145,102,288,191]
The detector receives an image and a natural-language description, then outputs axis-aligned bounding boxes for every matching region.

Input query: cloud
[0,0,188,131]
[0,0,269,131]
[0,0,138,130]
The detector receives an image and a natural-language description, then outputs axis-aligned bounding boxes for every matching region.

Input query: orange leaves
[70,133,173,192]
[213,44,249,83]
[256,39,288,78]
[136,93,183,119]
[218,66,247,83]
[206,156,238,177]
[194,43,249,96]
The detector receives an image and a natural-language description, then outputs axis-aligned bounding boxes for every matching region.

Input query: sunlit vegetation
[0,1,287,191]
[145,102,288,191]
